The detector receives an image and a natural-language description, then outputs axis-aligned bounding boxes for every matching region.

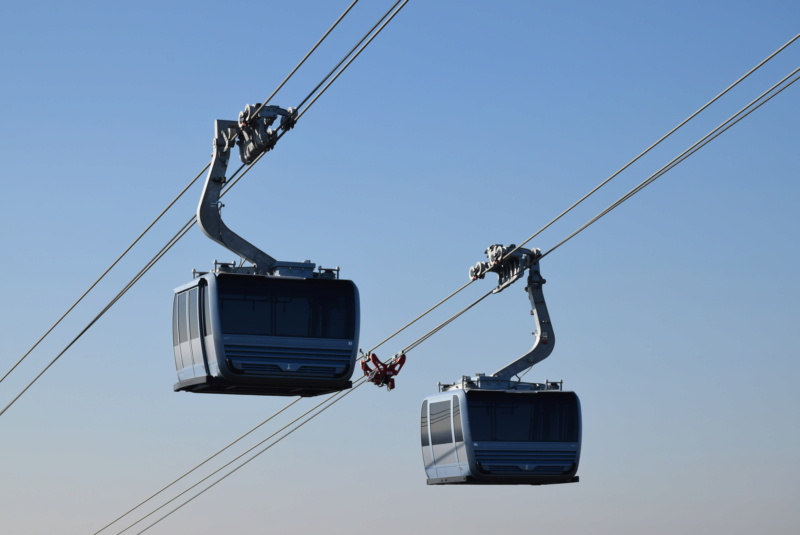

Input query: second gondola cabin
[421,378,581,485]
[418,244,581,484]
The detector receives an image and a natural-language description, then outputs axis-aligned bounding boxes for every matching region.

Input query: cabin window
[202,285,211,337]
[420,401,430,447]
[217,276,356,339]
[452,396,464,442]
[220,294,271,335]
[274,296,310,337]
[429,400,453,446]
[467,392,579,443]
[188,288,200,340]
[177,292,189,344]
[172,295,180,347]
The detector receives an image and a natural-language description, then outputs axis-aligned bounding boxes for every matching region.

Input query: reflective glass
[467,391,579,442]
[216,275,356,339]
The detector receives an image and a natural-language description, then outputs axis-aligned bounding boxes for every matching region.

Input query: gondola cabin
[172,271,359,397]
[421,377,581,485]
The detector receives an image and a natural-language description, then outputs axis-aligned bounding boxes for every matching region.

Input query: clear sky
[1,1,799,534]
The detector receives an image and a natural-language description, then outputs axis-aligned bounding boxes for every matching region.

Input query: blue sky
[1,1,799,533]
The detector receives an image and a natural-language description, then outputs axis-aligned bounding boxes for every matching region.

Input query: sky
[1,1,799,533]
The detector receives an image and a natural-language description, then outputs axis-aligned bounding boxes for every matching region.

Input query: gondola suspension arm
[470,244,555,381]
[197,105,297,275]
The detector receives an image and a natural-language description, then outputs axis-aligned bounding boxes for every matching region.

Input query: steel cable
[296,0,409,114]
[0,163,209,386]
[500,33,800,262]
[401,289,495,354]
[1,141,281,419]
[124,380,367,534]
[366,279,474,355]
[91,398,301,535]
[251,0,361,120]
[541,66,800,260]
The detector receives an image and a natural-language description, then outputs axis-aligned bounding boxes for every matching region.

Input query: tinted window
[467,391,579,442]
[202,285,211,336]
[177,292,188,344]
[430,400,452,446]
[452,396,464,443]
[217,275,356,339]
[172,295,180,347]
[274,296,309,337]
[188,288,200,340]
[420,401,430,447]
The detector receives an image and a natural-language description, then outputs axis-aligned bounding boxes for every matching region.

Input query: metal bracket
[469,244,541,293]
[196,104,295,276]
[491,262,555,379]
[196,119,278,274]
[438,374,563,392]
[468,244,554,380]
[237,104,297,164]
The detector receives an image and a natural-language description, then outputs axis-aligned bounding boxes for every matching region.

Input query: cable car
[173,269,359,396]
[172,105,360,396]
[420,245,581,484]
[421,379,581,485]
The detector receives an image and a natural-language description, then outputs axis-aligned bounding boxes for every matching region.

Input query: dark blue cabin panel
[173,273,359,397]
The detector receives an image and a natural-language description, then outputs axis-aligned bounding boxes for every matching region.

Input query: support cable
[0,219,190,417]
[501,33,800,261]
[296,0,409,114]
[0,157,265,418]
[91,398,301,535]
[401,289,495,354]
[251,0,361,120]
[0,163,209,386]
[122,381,366,535]
[366,280,473,354]
[541,66,800,260]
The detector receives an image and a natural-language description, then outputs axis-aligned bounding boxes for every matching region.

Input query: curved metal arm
[196,120,277,274]
[491,262,555,379]
[469,245,555,379]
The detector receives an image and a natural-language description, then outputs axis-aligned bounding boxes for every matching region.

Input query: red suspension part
[360,353,406,391]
